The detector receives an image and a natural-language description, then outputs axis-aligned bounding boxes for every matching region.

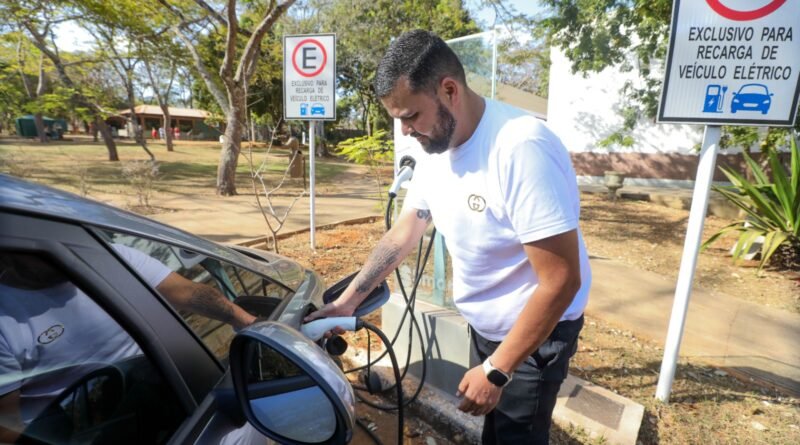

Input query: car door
[0,211,272,444]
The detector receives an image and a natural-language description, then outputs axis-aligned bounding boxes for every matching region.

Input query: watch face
[487,369,508,387]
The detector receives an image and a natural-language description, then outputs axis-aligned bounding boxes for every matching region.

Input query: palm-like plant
[703,135,799,270]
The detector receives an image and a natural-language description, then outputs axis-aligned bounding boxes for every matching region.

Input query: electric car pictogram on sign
[730,84,773,114]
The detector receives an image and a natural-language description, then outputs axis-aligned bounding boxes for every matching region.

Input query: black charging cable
[347,191,435,414]
[357,319,404,445]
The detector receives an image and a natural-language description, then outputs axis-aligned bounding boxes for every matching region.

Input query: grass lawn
[0,136,348,198]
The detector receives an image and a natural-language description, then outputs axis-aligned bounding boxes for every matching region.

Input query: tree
[142,52,179,152]
[0,55,26,133]
[158,0,298,196]
[14,32,49,142]
[84,21,156,159]
[2,0,121,160]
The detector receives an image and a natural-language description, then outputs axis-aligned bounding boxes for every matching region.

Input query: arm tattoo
[416,209,432,223]
[354,238,402,294]
[187,285,235,324]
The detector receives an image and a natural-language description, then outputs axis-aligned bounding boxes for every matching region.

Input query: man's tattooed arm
[416,209,432,223]
[352,209,431,295]
[157,273,256,329]
[186,284,236,324]
[354,237,402,294]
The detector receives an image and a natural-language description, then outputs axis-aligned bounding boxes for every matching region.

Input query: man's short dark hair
[374,30,467,98]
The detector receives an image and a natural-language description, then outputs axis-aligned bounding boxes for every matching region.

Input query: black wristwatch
[482,358,512,388]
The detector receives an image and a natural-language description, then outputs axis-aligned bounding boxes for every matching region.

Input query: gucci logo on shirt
[467,194,487,212]
[37,324,65,344]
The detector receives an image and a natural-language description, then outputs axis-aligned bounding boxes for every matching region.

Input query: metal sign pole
[655,125,721,402]
[309,121,316,250]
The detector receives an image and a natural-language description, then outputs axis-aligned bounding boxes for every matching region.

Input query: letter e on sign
[293,39,327,77]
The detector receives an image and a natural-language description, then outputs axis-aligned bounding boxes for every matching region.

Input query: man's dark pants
[470,315,584,445]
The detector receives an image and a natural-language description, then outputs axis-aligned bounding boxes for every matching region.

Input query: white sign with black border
[283,34,336,121]
[658,0,800,126]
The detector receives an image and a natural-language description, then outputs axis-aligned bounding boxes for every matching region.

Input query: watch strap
[482,357,512,387]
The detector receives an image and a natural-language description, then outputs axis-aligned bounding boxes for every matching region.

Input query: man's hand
[456,365,502,416]
[302,299,357,337]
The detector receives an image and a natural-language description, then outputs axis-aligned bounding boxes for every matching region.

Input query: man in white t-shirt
[305,30,591,444]
[0,245,255,442]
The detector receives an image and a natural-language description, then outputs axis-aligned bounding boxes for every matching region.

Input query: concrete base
[381,293,645,444]
[555,375,644,445]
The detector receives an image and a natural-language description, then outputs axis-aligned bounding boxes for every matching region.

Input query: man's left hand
[456,365,502,416]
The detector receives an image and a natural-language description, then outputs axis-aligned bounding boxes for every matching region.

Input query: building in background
[119,105,222,141]
[547,48,762,187]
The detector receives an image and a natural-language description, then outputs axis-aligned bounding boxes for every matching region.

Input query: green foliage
[703,136,800,270]
[336,129,394,209]
[336,130,394,165]
[719,127,797,156]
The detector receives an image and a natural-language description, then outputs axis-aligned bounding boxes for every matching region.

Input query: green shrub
[336,130,394,209]
[335,130,394,165]
[703,135,799,270]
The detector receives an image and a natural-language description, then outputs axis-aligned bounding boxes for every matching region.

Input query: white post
[309,121,316,250]
[655,125,721,402]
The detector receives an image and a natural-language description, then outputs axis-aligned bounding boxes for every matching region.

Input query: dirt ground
[579,192,799,313]
[276,195,800,444]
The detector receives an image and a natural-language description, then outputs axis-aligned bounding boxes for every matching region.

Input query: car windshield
[739,85,768,95]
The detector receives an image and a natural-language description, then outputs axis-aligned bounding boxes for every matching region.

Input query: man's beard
[416,101,456,154]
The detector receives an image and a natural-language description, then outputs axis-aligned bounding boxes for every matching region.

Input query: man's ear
[439,77,459,105]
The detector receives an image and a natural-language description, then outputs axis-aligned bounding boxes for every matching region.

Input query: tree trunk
[33,113,47,143]
[217,100,244,196]
[128,104,155,160]
[162,112,174,152]
[95,116,119,161]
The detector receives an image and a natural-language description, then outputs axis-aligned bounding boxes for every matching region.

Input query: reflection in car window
[102,231,292,362]
[0,251,184,444]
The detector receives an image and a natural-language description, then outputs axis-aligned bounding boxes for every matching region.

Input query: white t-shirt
[403,99,591,341]
[0,244,172,424]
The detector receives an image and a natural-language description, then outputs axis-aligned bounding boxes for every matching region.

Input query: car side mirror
[230,321,354,444]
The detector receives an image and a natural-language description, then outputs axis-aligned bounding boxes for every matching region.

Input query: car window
[0,251,185,444]
[101,231,291,362]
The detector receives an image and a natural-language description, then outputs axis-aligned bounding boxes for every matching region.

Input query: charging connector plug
[300,316,360,341]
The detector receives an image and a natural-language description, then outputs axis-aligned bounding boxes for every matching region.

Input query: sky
[55,1,544,52]
[467,0,544,29]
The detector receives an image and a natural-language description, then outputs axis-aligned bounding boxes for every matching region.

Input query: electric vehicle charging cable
[347,158,436,414]
[302,317,404,445]
[304,155,435,444]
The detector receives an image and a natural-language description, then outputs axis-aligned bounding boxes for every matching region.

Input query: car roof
[0,174,304,288]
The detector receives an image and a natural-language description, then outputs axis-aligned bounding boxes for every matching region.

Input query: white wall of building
[547,49,705,156]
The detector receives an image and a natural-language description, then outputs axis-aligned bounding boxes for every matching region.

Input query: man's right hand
[303,299,357,337]
[304,298,357,323]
